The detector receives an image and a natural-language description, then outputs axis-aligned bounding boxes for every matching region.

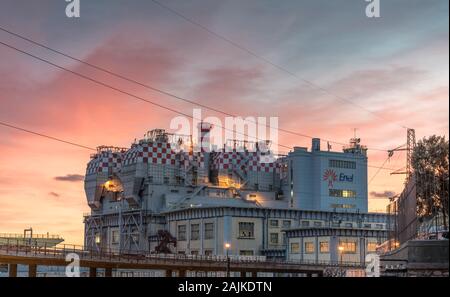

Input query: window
[204,249,213,256]
[329,189,356,198]
[313,221,322,227]
[305,242,314,254]
[282,220,291,228]
[270,233,279,244]
[191,224,200,240]
[131,228,139,244]
[364,224,372,228]
[178,225,186,241]
[330,203,356,209]
[204,223,214,240]
[163,176,170,184]
[190,250,199,255]
[111,230,119,244]
[270,220,279,228]
[320,242,329,253]
[367,242,378,252]
[329,159,356,169]
[240,250,254,256]
[95,233,101,244]
[290,243,300,254]
[339,240,357,253]
[375,224,384,229]
[238,222,254,238]
[301,221,310,227]
[345,223,353,228]
[148,176,153,183]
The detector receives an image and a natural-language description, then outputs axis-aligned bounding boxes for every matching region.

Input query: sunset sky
[0,0,448,244]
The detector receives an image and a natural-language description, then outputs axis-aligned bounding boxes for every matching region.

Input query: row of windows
[329,189,357,198]
[178,250,255,256]
[329,159,356,169]
[330,203,356,209]
[178,221,385,242]
[269,219,291,228]
[178,223,214,241]
[290,240,378,254]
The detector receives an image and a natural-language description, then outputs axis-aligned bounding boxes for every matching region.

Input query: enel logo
[339,173,354,182]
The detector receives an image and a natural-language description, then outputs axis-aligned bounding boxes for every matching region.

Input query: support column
[105,268,112,277]
[28,264,37,277]
[165,269,172,277]
[9,264,17,277]
[89,267,97,277]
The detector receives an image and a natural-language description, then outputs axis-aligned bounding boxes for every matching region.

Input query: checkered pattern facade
[179,151,205,169]
[122,141,177,165]
[212,150,277,173]
[86,151,123,174]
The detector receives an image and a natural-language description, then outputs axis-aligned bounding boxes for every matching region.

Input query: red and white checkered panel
[122,142,176,165]
[86,151,123,174]
[246,151,276,173]
[212,150,246,171]
[179,151,205,169]
[123,145,139,166]
[275,159,288,178]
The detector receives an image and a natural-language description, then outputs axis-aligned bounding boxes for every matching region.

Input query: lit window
[238,222,254,238]
[329,189,356,198]
[290,243,300,254]
[339,240,357,253]
[95,233,101,244]
[305,242,314,254]
[367,242,378,252]
[320,242,329,253]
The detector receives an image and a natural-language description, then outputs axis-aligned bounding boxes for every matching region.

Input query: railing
[0,241,364,269]
[0,233,62,239]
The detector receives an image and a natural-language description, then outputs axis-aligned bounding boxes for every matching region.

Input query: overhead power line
[0,25,389,152]
[0,121,96,150]
[0,40,396,172]
[150,0,409,131]
[0,119,397,172]
[0,39,291,151]
[368,156,391,185]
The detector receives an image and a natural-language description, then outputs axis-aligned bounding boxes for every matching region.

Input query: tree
[412,135,449,229]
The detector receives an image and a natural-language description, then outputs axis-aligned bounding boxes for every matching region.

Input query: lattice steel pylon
[406,128,416,182]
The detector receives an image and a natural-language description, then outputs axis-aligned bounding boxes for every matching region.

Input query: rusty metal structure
[386,128,417,248]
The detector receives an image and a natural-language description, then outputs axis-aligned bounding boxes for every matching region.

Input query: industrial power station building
[83,125,388,264]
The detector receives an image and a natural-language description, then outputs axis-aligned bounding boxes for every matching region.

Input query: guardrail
[0,233,62,239]
[0,241,364,269]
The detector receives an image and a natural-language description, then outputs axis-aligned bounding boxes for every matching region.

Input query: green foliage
[412,135,449,227]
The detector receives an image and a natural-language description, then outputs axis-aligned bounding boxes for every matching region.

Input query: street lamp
[338,245,344,265]
[224,243,231,277]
